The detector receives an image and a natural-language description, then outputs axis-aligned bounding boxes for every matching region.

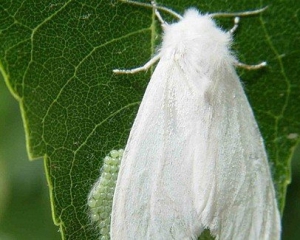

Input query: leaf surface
[0,0,299,239]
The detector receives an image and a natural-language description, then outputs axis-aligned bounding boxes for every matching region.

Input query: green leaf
[0,0,299,239]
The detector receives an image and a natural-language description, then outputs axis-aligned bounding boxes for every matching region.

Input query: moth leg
[151,1,166,25]
[234,61,267,70]
[222,8,267,70]
[113,53,161,74]
[228,17,240,34]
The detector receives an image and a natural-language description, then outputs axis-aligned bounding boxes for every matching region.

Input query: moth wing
[111,60,206,239]
[196,65,281,239]
[111,61,281,239]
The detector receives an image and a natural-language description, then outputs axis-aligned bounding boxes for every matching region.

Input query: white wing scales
[111,60,207,239]
[111,8,280,240]
[196,66,280,239]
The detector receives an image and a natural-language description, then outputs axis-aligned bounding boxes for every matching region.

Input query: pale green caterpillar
[87,149,123,240]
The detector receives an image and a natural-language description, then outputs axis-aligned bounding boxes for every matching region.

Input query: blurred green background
[0,73,299,239]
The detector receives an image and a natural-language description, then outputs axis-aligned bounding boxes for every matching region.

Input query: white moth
[88,149,124,239]
[111,1,281,239]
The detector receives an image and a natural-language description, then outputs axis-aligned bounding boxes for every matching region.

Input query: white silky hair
[111,3,281,240]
